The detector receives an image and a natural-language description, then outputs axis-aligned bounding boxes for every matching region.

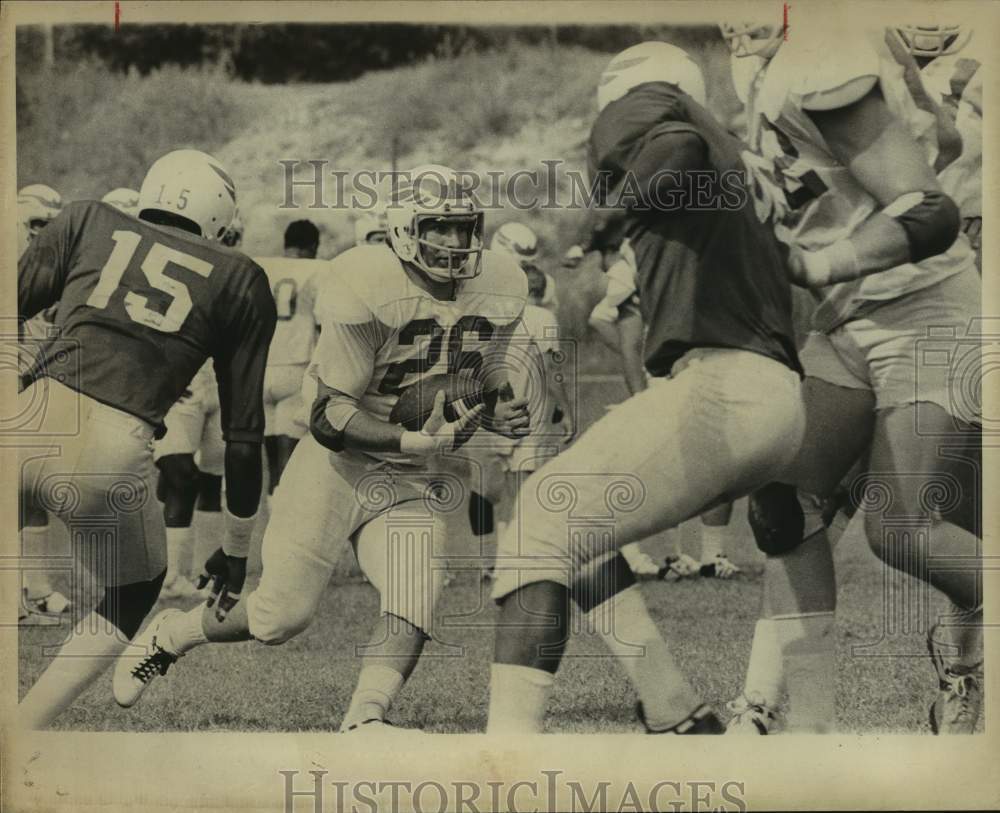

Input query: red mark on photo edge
[114,0,121,32]
[783,3,789,41]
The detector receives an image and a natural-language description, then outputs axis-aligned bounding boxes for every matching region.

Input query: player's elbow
[890,189,962,264]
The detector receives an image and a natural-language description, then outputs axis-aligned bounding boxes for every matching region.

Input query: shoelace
[130,648,176,684]
[726,695,773,730]
[942,669,979,721]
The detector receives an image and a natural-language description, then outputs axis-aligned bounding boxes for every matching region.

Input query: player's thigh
[196,405,226,477]
[782,332,876,495]
[355,508,448,634]
[509,352,803,560]
[273,393,307,440]
[248,438,373,640]
[28,384,166,585]
[153,396,206,464]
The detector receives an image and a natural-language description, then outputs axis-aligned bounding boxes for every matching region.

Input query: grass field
[17,378,957,735]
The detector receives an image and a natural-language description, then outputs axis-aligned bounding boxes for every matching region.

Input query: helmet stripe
[208,163,237,202]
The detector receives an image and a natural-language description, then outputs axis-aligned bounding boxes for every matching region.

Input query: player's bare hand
[197,547,247,622]
[489,396,531,439]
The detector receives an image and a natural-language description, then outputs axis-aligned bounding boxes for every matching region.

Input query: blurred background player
[354,209,388,246]
[720,16,981,734]
[101,187,140,217]
[113,165,532,735]
[17,149,275,728]
[16,184,72,623]
[255,219,327,494]
[468,222,575,579]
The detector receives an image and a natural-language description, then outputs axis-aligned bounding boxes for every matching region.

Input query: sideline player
[112,165,532,733]
[487,42,806,734]
[16,184,73,623]
[354,210,388,246]
[719,16,981,734]
[255,220,326,493]
[16,149,275,729]
[101,187,140,217]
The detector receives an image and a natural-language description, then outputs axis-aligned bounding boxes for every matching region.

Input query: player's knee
[247,594,314,645]
[96,569,167,639]
[748,483,805,556]
[196,473,223,512]
[469,491,494,536]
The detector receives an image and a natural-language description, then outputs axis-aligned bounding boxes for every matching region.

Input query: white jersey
[919,43,983,220]
[740,20,975,331]
[305,245,528,464]
[254,256,328,367]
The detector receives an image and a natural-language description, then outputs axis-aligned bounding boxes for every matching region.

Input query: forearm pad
[887,189,961,264]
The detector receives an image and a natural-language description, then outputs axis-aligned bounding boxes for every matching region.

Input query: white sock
[619,543,644,569]
[163,604,210,655]
[22,525,54,598]
[699,523,728,563]
[165,527,194,582]
[587,586,697,729]
[487,664,553,733]
[742,618,784,707]
[194,510,224,575]
[774,612,835,733]
[341,664,405,730]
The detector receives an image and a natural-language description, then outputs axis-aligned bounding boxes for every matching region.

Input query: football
[389,372,499,431]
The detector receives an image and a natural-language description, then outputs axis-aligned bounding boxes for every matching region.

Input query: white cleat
[19,589,72,625]
[624,550,664,579]
[662,553,701,581]
[928,623,983,734]
[113,609,182,708]
[340,719,423,737]
[725,694,779,735]
[160,576,202,601]
[701,554,742,580]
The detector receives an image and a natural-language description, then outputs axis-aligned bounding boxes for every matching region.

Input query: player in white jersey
[888,25,982,268]
[256,220,326,492]
[720,15,982,734]
[16,184,73,622]
[354,209,388,245]
[113,165,532,732]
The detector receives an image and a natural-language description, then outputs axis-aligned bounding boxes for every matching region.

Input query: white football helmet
[18,184,63,240]
[892,25,971,58]
[354,209,388,246]
[598,42,707,111]
[490,222,539,269]
[383,164,483,282]
[221,207,243,247]
[137,149,236,241]
[102,187,140,216]
[719,21,784,59]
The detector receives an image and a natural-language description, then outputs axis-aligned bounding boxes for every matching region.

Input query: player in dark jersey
[16,149,276,729]
[487,42,805,735]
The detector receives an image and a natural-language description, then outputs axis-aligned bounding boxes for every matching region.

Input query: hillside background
[15,23,740,371]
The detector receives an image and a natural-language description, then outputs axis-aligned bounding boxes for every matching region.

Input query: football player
[101,187,140,217]
[112,165,532,734]
[16,184,72,623]
[720,15,981,734]
[487,42,805,735]
[255,221,327,493]
[354,210,388,246]
[16,149,275,729]
[586,240,742,580]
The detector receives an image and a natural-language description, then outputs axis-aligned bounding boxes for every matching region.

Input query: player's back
[255,256,329,366]
[19,200,272,428]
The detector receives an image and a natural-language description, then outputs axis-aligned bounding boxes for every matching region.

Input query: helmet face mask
[893,25,970,58]
[719,22,784,59]
[220,208,244,247]
[384,165,485,282]
[138,149,236,242]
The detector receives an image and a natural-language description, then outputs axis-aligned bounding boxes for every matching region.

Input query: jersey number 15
[87,230,213,333]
